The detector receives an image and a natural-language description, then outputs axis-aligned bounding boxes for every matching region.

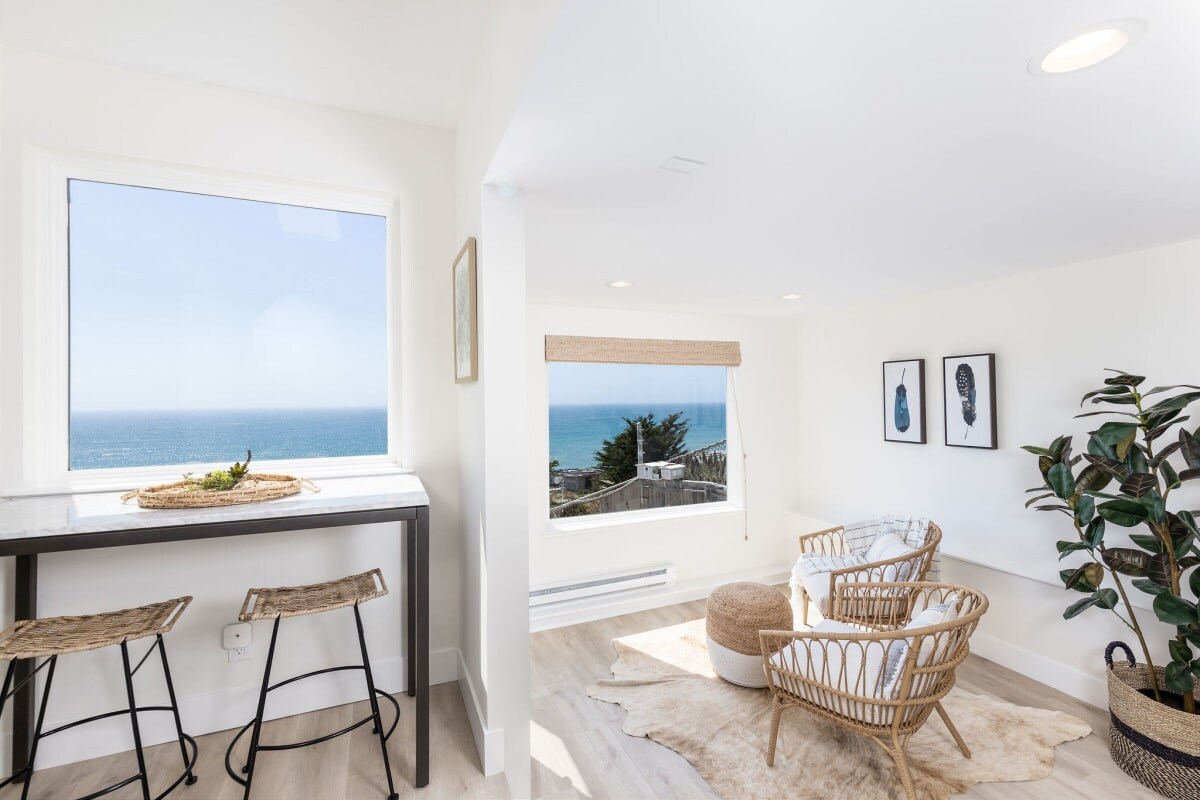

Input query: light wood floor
[0,682,509,800]
[0,595,1163,799]
[529,596,1162,800]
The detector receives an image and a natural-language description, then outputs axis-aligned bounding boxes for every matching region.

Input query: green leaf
[1132,577,1169,595]
[1103,370,1145,387]
[1084,518,1105,548]
[1057,541,1089,559]
[1164,661,1195,694]
[1152,441,1183,468]
[1169,639,1193,666]
[1082,453,1128,479]
[1102,547,1151,577]
[1047,463,1074,500]
[1181,429,1200,469]
[1087,436,1118,461]
[1141,491,1167,525]
[1191,563,1200,597]
[1073,465,1112,498]
[1153,594,1199,625]
[1183,628,1200,648]
[1094,588,1119,609]
[1063,596,1099,619]
[1097,498,1150,527]
[1180,468,1200,482]
[1025,492,1055,509]
[1127,446,1150,475]
[1021,445,1054,457]
[1120,473,1157,498]
[1163,461,1182,491]
[1061,565,1101,593]
[1144,384,1200,397]
[1081,386,1132,404]
[1177,511,1199,537]
[1074,494,1096,526]
[1129,533,1163,553]
[1146,390,1200,416]
[1146,417,1190,443]
[1094,422,1139,461]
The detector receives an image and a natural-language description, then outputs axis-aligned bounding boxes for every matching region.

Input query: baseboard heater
[529,565,676,607]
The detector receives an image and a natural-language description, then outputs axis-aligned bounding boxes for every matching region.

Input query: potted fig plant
[1023,370,1199,798]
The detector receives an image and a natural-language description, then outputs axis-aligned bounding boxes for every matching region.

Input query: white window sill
[543,501,745,536]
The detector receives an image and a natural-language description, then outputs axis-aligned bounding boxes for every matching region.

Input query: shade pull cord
[730,369,748,541]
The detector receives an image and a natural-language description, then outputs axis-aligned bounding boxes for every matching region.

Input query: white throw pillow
[864,532,917,581]
[881,594,960,695]
[795,553,867,614]
[768,622,887,697]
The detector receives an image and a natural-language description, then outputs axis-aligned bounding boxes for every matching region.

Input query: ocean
[70,408,387,470]
[549,402,726,470]
[69,404,726,472]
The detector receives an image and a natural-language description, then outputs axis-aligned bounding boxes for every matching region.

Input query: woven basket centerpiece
[120,451,319,509]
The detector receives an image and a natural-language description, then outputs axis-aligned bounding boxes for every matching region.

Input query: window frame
[542,363,745,533]
[18,149,406,495]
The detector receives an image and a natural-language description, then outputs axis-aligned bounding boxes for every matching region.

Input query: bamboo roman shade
[544,335,741,367]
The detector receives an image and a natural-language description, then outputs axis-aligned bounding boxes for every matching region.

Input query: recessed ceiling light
[781,293,804,300]
[660,156,705,175]
[608,280,634,288]
[1029,20,1144,75]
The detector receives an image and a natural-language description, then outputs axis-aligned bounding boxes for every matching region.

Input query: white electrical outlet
[223,622,253,664]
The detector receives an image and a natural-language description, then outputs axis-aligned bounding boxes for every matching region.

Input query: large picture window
[67,179,388,471]
[545,336,740,520]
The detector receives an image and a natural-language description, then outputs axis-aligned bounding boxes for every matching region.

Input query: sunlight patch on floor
[531,720,592,798]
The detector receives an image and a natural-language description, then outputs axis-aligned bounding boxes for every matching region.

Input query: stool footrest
[224,688,400,787]
[1,732,198,800]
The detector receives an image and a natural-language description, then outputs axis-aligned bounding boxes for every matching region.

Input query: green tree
[594,412,689,483]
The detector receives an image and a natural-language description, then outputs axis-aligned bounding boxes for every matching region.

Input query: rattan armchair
[792,520,942,625]
[760,581,988,800]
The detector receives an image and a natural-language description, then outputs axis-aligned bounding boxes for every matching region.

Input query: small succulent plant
[187,450,253,491]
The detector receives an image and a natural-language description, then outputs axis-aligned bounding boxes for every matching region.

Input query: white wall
[0,47,462,768]
[526,302,810,627]
[452,2,560,793]
[794,237,1200,707]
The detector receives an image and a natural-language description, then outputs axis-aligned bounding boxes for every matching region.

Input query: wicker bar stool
[0,597,198,800]
[224,569,400,800]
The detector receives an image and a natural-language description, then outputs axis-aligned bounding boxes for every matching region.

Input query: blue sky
[548,363,726,405]
[69,180,387,412]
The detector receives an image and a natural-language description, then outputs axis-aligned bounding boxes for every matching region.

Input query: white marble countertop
[0,474,428,541]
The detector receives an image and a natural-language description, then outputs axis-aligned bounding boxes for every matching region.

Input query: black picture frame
[943,353,998,449]
[882,359,926,444]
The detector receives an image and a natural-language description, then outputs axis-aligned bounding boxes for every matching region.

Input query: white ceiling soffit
[491,0,1200,316]
[0,0,489,128]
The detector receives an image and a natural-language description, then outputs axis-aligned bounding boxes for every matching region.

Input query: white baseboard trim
[529,563,792,633]
[457,651,504,776]
[968,628,1108,710]
[14,647,460,773]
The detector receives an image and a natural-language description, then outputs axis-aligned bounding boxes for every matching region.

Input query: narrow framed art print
[883,359,926,444]
[943,353,997,449]
[452,237,478,383]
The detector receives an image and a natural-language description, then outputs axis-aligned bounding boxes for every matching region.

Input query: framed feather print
[883,359,926,443]
[943,353,997,449]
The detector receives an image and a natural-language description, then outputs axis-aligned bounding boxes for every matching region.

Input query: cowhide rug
[586,618,1090,800]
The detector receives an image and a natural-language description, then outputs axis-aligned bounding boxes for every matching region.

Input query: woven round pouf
[706,582,793,688]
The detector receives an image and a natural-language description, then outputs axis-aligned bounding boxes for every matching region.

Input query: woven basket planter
[121,474,318,509]
[1105,642,1200,800]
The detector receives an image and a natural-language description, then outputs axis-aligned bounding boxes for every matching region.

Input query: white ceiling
[0,0,488,128]
[494,0,1200,316]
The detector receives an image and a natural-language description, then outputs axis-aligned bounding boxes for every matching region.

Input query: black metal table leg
[414,506,429,788]
[407,521,416,700]
[12,554,37,782]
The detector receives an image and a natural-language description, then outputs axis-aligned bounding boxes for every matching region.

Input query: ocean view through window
[68,179,388,471]
[548,362,728,518]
